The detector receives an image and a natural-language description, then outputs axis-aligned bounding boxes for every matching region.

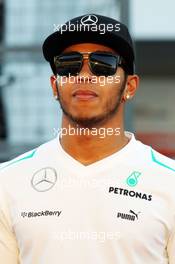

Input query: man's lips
[72,89,98,100]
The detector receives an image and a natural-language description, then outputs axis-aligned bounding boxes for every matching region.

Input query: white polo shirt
[0,132,175,264]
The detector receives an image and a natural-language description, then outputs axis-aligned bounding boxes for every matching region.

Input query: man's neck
[59,114,129,166]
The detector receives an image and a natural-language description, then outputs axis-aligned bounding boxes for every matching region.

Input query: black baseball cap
[42,14,135,74]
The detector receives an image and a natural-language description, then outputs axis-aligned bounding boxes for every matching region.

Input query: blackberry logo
[21,210,62,218]
[117,210,141,221]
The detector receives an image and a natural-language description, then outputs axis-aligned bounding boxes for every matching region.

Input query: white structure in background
[131,0,175,40]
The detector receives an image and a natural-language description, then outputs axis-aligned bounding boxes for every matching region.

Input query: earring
[54,94,59,100]
[126,94,130,99]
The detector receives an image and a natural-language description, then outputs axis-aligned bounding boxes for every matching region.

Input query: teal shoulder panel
[151,149,175,172]
[0,149,37,171]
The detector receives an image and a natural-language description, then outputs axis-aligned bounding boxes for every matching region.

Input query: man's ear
[123,75,139,101]
[50,75,59,100]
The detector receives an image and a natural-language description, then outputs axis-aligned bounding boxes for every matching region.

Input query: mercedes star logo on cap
[31,167,57,192]
[80,14,98,25]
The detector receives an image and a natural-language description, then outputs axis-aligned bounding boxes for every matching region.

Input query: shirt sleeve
[167,225,175,263]
[0,184,20,264]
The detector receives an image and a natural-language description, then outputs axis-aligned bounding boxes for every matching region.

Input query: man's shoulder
[0,137,57,182]
[136,139,175,178]
[0,148,37,172]
[150,147,175,172]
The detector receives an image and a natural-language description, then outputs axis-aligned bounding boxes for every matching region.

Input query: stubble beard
[58,79,126,129]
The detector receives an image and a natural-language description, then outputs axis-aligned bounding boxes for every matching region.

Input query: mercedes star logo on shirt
[31,167,57,192]
[80,14,98,25]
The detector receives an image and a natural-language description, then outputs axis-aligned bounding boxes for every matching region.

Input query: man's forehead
[63,43,117,53]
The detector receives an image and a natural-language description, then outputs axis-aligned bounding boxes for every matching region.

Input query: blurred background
[0,0,175,161]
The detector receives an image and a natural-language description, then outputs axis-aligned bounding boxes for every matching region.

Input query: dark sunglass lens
[54,52,83,76]
[90,53,119,76]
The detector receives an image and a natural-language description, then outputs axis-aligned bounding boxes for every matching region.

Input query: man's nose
[79,57,92,76]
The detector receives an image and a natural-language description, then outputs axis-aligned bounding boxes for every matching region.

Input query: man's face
[52,43,127,128]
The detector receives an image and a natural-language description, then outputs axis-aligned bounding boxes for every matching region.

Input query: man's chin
[68,116,105,128]
[60,99,121,128]
[64,111,114,128]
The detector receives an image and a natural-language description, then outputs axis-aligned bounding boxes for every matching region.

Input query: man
[0,14,175,264]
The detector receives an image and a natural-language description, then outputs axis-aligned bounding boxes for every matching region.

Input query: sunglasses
[53,51,126,77]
